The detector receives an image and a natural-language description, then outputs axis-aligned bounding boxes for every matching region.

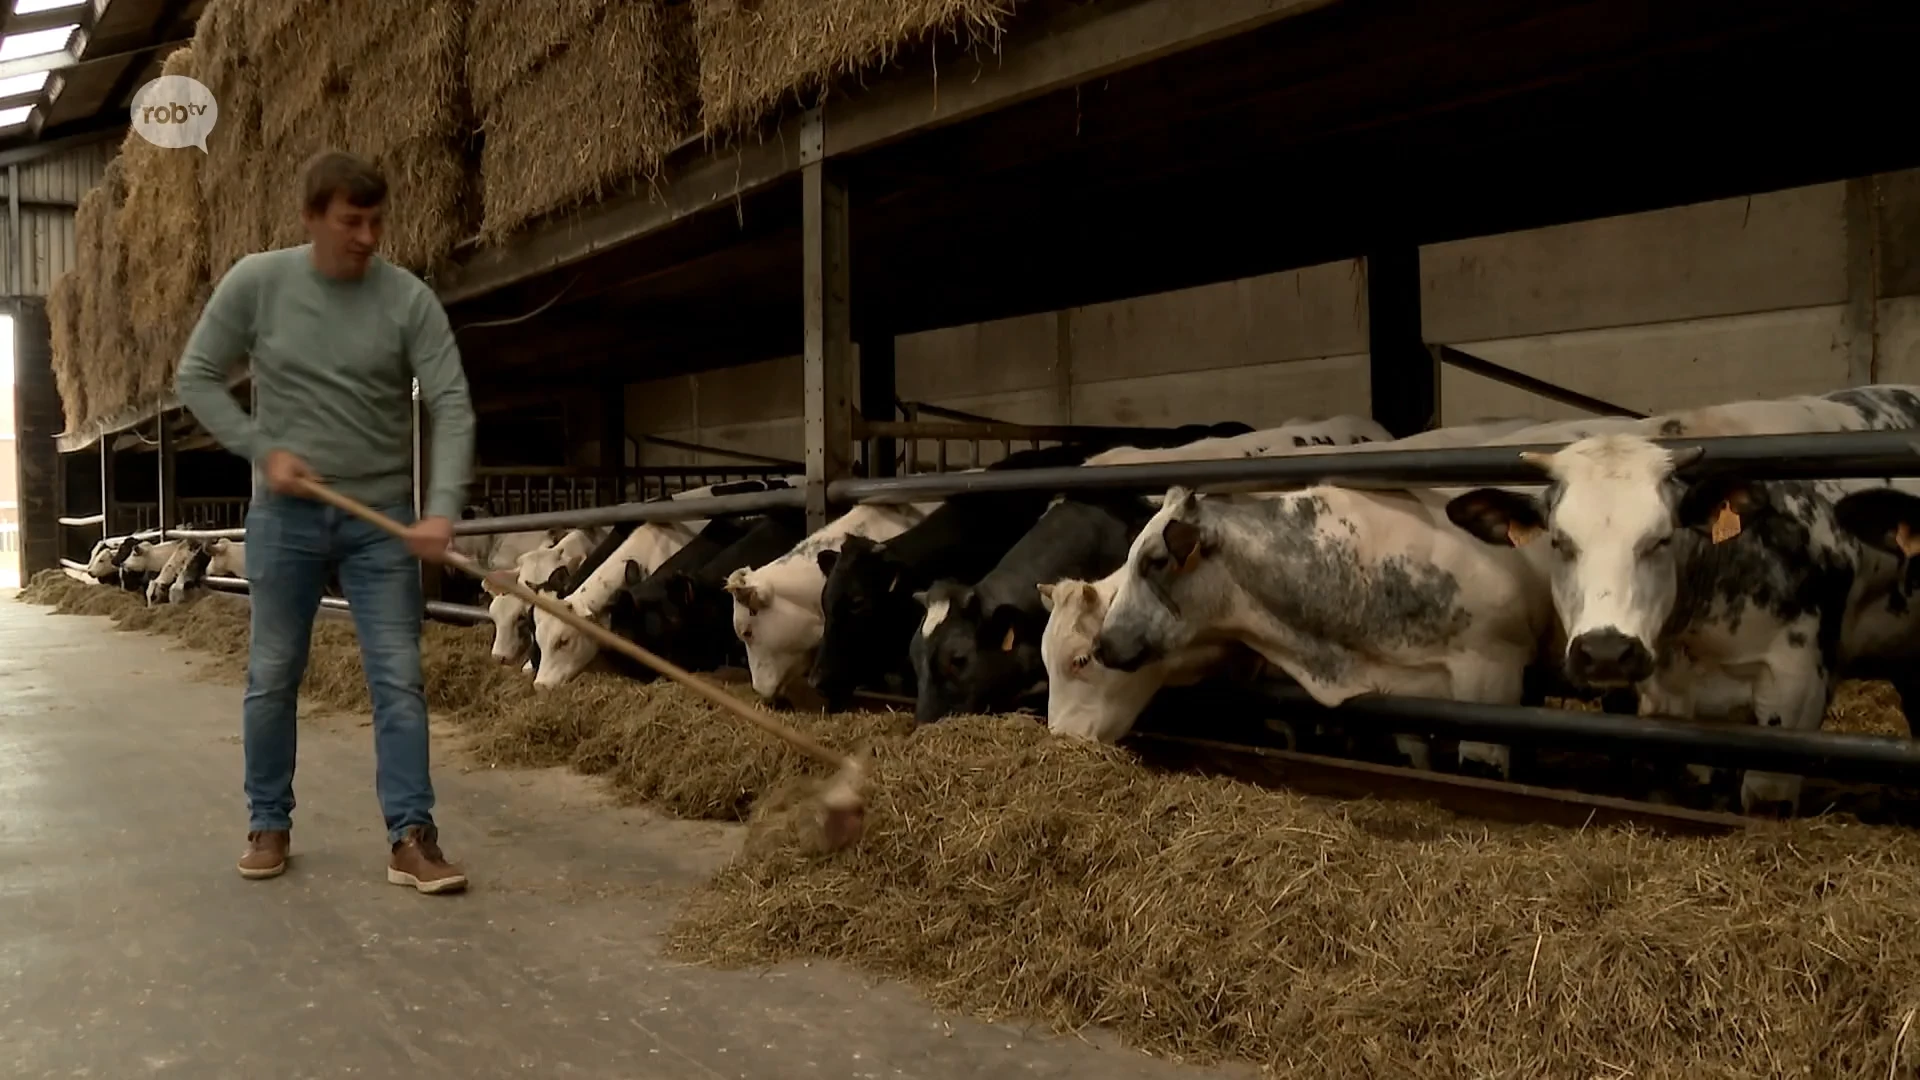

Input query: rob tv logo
[130,75,219,153]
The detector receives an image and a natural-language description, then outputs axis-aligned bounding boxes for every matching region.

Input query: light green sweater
[175,245,476,522]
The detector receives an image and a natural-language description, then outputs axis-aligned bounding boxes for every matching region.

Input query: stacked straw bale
[47,271,86,434]
[197,0,473,275]
[70,159,138,430]
[691,0,1018,137]
[118,46,212,408]
[470,0,698,241]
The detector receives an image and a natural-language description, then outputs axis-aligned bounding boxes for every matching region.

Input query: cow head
[808,536,916,707]
[1443,435,1752,689]
[531,591,615,690]
[908,579,1046,723]
[1833,486,1920,595]
[1093,487,1223,673]
[614,566,736,673]
[1038,572,1158,742]
[724,566,822,701]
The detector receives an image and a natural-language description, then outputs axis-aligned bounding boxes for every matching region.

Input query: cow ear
[1162,518,1209,571]
[622,559,645,588]
[1036,582,1058,611]
[1446,488,1546,548]
[955,587,982,616]
[1835,488,1920,560]
[983,604,1027,652]
[911,589,930,608]
[541,567,570,594]
[1677,473,1767,544]
[816,549,839,578]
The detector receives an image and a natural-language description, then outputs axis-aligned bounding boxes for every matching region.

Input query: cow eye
[1144,553,1169,572]
[1070,654,1091,673]
[1549,533,1576,559]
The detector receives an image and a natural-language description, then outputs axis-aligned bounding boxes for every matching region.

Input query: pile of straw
[691,0,1018,138]
[673,719,1920,1076]
[196,0,474,275]
[70,159,137,431]
[118,46,211,408]
[46,271,86,434]
[471,0,698,241]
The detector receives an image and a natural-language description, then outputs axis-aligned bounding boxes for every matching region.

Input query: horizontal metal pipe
[1289,689,1920,787]
[200,577,490,626]
[425,600,491,624]
[57,514,105,527]
[164,528,247,541]
[828,429,1920,503]
[59,558,88,572]
[450,487,806,534]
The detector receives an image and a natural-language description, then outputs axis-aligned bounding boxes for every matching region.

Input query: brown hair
[299,150,387,216]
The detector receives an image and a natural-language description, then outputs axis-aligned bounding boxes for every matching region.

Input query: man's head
[300,150,386,279]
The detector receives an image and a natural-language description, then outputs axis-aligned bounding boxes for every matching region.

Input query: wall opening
[1,313,17,589]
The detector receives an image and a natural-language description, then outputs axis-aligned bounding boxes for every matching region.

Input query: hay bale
[72,160,138,430]
[673,717,1920,1077]
[467,0,607,113]
[47,271,86,434]
[691,0,1017,138]
[119,46,211,407]
[193,0,268,279]
[475,0,696,242]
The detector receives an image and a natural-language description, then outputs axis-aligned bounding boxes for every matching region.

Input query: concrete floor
[0,593,1246,1080]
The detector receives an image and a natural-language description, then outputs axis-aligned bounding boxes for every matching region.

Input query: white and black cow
[1036,417,1551,748]
[725,500,942,702]
[484,526,609,668]
[531,478,803,687]
[1443,384,1920,813]
[808,442,1119,708]
[607,510,811,678]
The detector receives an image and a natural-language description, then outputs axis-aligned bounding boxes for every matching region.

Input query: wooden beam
[802,111,854,531]
[433,0,1337,306]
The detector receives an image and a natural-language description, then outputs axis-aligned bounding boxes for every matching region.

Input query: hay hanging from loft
[475,0,697,242]
[71,160,137,432]
[47,271,86,434]
[691,0,1018,138]
[119,46,211,408]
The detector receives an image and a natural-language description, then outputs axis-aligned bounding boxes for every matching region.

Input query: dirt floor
[0,591,1246,1080]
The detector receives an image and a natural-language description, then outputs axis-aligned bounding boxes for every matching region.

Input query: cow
[603,512,800,678]
[526,477,801,687]
[807,443,1114,707]
[1024,418,1541,751]
[146,542,201,605]
[530,521,699,687]
[724,501,941,701]
[911,492,1160,723]
[1442,384,1920,813]
[1079,415,1390,470]
[484,526,609,668]
[117,538,186,596]
[84,536,126,581]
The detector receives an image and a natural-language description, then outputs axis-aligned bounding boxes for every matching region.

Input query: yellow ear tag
[1001,626,1017,652]
[1897,522,1920,559]
[1507,521,1542,547]
[1710,502,1742,545]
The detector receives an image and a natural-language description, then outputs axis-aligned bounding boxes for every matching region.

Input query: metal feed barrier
[49,423,1920,812]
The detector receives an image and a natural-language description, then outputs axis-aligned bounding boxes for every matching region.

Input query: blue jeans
[242,492,434,846]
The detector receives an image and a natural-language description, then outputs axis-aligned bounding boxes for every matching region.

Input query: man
[176,151,476,894]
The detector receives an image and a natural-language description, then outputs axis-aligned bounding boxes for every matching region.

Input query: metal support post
[600,379,627,502]
[1366,246,1436,438]
[801,107,855,529]
[157,416,177,536]
[99,434,115,538]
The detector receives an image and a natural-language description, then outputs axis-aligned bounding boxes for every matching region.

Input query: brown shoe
[238,830,289,879]
[387,825,468,895]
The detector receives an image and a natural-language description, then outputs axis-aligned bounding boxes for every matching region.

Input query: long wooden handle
[291,479,856,772]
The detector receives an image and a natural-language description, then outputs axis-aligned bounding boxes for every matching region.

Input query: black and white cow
[911,492,1160,723]
[608,509,813,678]
[1443,384,1920,813]
[807,442,1113,708]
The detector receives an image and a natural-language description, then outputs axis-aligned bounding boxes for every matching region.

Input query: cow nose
[1568,628,1653,687]
[494,654,519,666]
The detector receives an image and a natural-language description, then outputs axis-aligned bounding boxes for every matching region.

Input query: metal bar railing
[195,575,490,626]
[451,486,806,535]
[57,514,104,527]
[830,429,1920,504]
